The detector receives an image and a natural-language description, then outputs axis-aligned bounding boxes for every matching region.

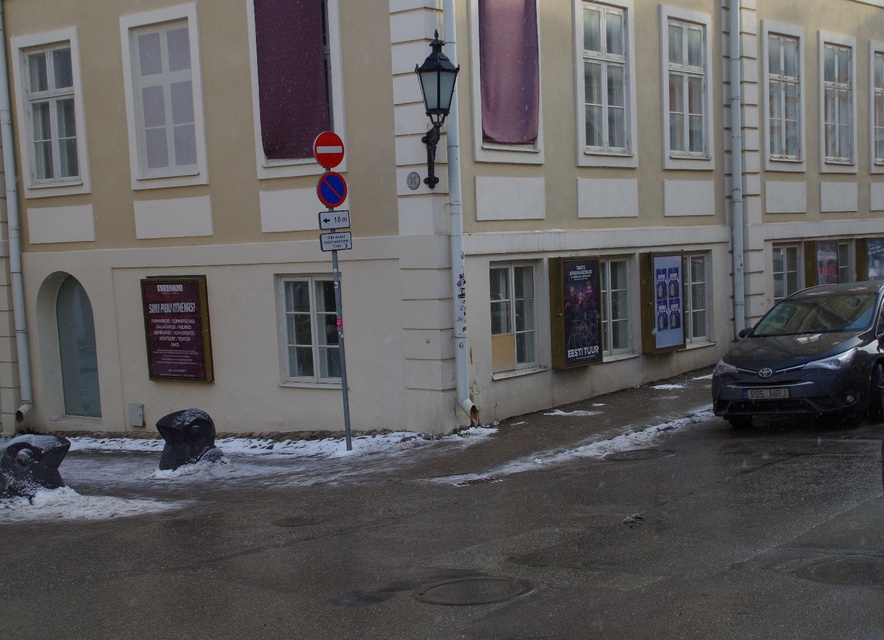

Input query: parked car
[712,281,884,428]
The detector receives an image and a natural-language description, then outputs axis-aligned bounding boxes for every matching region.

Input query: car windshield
[752,291,878,336]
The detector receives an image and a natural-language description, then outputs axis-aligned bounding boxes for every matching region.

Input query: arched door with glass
[56,276,101,417]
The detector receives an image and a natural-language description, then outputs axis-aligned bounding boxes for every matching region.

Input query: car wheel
[868,363,884,424]
[727,416,752,429]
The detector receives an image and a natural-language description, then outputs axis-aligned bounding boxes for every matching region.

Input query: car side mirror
[737,328,751,339]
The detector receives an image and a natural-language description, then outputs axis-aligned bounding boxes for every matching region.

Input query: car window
[753,293,877,336]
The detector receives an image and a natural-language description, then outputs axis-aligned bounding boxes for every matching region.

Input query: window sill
[680,340,716,351]
[602,351,639,363]
[279,381,342,390]
[492,365,548,381]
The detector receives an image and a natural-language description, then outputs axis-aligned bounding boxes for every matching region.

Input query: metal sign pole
[330,234,352,451]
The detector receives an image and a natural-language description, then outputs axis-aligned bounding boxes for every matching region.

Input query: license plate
[743,388,790,400]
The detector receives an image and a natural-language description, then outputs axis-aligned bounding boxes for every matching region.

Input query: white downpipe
[0,2,33,423]
[729,0,746,335]
[442,0,478,425]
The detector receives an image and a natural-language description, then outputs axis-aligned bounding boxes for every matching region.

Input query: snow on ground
[1,404,712,522]
[431,408,714,486]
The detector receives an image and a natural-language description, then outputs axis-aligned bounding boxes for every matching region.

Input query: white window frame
[600,257,632,357]
[870,41,884,173]
[469,0,544,164]
[683,253,710,345]
[246,0,346,179]
[575,0,638,168]
[10,28,91,198]
[818,31,857,174]
[277,275,341,386]
[772,243,802,303]
[761,21,806,172]
[120,3,208,190]
[490,262,539,372]
[659,5,714,171]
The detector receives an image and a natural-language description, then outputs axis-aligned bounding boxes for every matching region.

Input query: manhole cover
[795,557,884,587]
[414,576,533,605]
[604,449,676,462]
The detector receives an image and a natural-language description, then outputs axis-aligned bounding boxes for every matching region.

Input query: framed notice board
[549,257,602,369]
[141,276,214,382]
[640,253,685,354]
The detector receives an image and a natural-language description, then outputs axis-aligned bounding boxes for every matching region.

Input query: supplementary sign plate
[318,210,351,230]
[320,231,352,252]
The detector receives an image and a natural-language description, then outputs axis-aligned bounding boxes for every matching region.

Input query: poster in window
[641,253,685,353]
[562,259,602,365]
[817,242,839,284]
[141,276,214,382]
[549,257,602,369]
[867,239,884,279]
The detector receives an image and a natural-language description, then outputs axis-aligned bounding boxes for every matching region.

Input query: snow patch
[0,486,180,523]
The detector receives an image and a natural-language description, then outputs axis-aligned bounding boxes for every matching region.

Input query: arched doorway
[56,276,101,417]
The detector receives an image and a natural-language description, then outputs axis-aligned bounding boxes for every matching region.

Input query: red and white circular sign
[313,131,345,169]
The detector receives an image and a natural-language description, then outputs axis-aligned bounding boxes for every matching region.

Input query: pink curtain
[479,0,539,145]
[254,0,330,159]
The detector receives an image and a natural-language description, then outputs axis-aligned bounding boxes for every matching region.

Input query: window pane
[491,301,511,335]
[608,65,625,107]
[286,281,310,312]
[768,36,780,74]
[317,281,336,313]
[783,38,798,77]
[668,24,682,65]
[166,27,191,72]
[516,332,535,365]
[52,48,73,89]
[876,53,884,89]
[27,52,48,93]
[142,85,166,128]
[138,32,163,76]
[170,81,194,125]
[490,268,509,301]
[173,124,196,166]
[514,266,534,299]
[585,62,602,105]
[583,7,601,53]
[606,11,624,56]
[824,46,836,82]
[687,28,703,67]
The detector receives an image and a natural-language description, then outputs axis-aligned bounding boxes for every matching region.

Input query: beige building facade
[0,0,882,436]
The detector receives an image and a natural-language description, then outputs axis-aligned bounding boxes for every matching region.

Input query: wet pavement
[1,367,882,639]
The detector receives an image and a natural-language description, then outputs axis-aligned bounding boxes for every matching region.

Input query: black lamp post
[415,30,459,188]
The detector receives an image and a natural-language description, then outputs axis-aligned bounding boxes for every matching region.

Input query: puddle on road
[794,556,884,588]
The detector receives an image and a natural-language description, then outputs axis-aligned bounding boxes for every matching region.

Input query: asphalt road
[1,369,882,639]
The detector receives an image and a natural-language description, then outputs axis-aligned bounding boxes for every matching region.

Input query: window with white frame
[577,0,636,167]
[683,254,708,343]
[248,0,346,177]
[767,33,801,161]
[660,6,713,170]
[819,33,856,170]
[279,277,340,383]
[583,2,627,153]
[772,244,801,302]
[872,45,884,167]
[120,4,207,189]
[11,29,90,197]
[490,264,537,373]
[600,258,630,355]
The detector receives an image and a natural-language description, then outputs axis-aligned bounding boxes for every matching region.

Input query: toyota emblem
[758,367,774,379]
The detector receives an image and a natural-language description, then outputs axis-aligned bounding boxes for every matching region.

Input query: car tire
[727,416,752,429]
[868,363,884,424]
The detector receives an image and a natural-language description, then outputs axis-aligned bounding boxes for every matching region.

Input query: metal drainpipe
[0,1,34,424]
[729,0,746,335]
[442,0,478,426]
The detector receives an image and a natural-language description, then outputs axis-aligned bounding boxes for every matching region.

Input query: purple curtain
[254,0,330,160]
[479,0,539,145]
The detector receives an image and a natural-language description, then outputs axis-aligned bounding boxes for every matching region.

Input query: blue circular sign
[317,172,348,208]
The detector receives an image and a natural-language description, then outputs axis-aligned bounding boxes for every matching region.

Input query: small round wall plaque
[407,171,421,190]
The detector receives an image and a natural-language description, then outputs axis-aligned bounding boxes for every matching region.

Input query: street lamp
[415,30,459,188]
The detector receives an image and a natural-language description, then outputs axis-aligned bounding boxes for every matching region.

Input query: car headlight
[714,359,738,375]
[804,349,856,371]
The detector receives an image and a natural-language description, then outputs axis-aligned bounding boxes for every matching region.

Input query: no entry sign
[313,131,345,169]
[317,171,348,208]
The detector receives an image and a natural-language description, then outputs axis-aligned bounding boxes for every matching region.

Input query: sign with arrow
[318,210,351,230]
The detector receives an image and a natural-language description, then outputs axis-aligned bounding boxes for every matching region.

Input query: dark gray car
[712,281,884,429]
